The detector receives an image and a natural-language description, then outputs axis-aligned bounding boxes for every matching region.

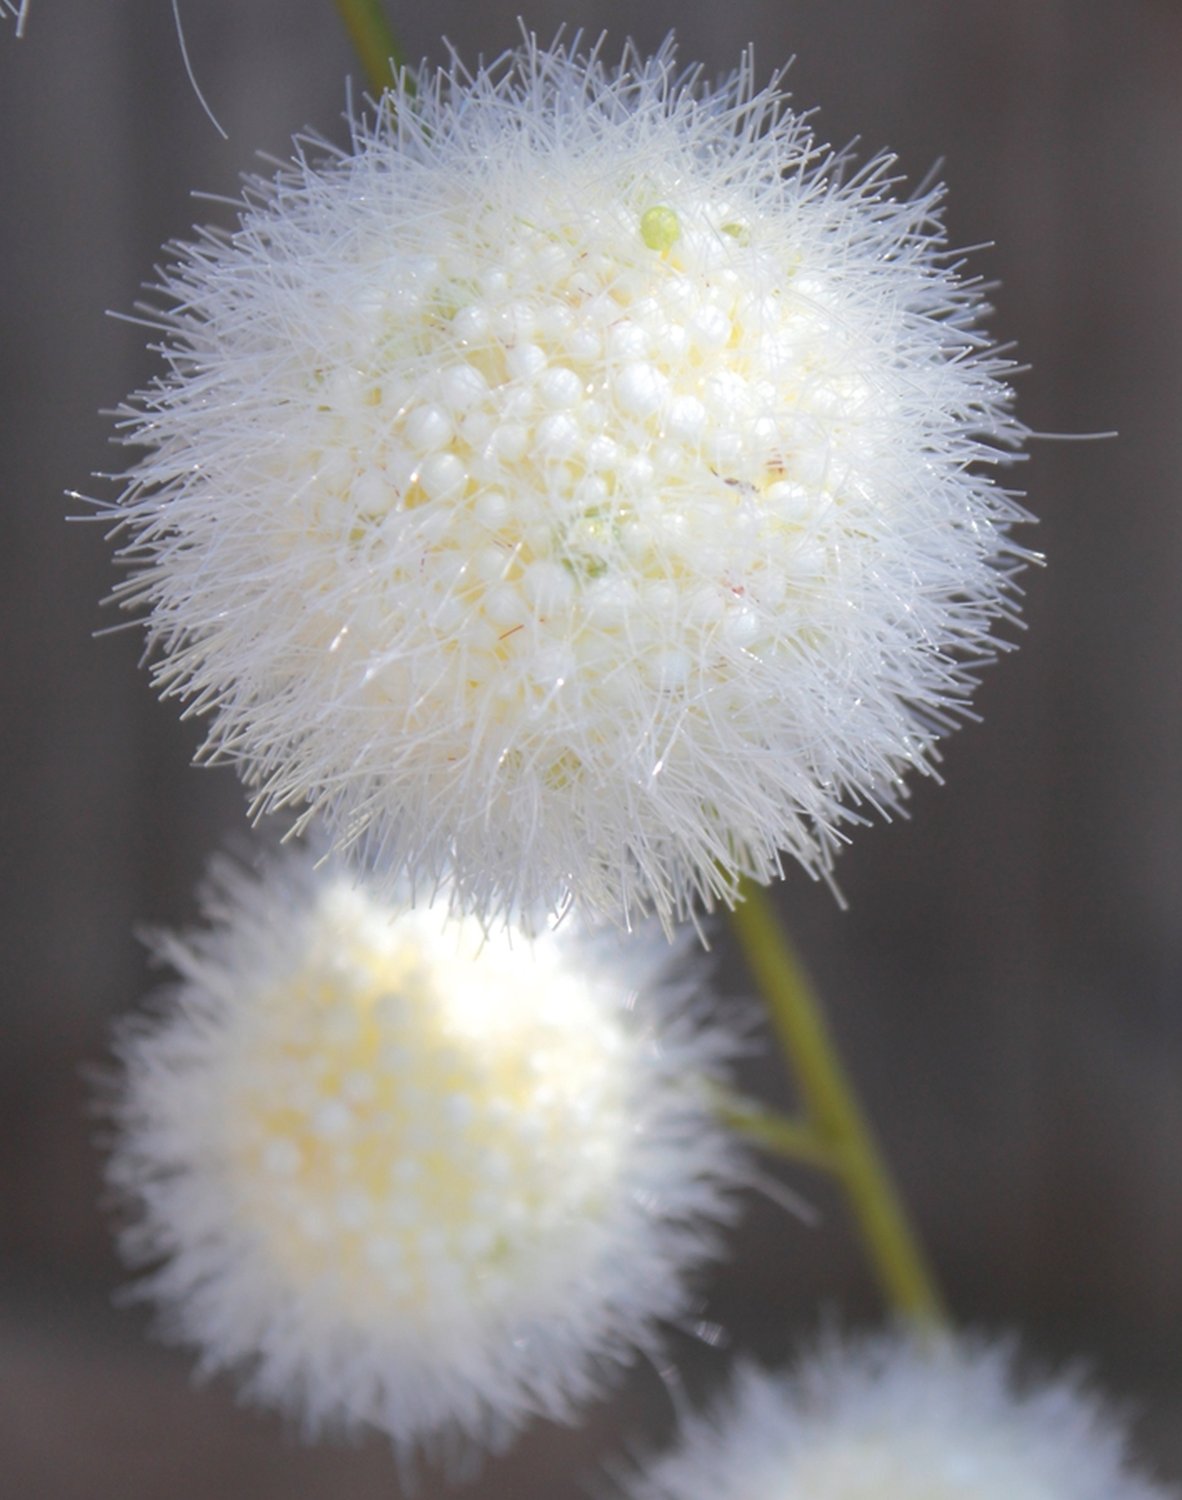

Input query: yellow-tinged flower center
[277,174,878,739]
[225,888,628,1324]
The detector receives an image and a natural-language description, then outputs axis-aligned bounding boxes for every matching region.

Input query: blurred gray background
[2,1,1180,1495]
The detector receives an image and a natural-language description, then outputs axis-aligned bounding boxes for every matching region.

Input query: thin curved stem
[716,1094,835,1169]
[729,879,945,1326]
[334,0,406,96]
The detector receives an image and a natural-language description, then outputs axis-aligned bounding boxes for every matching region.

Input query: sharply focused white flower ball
[105,849,747,1460]
[623,1331,1173,1500]
[107,35,1029,926]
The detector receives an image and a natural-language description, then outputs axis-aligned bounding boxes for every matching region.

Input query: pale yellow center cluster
[792,1432,1052,1500]
[226,887,628,1325]
[283,177,878,726]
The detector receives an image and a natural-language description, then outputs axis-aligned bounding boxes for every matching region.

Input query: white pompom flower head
[103,847,750,1467]
[105,34,1031,927]
[622,1329,1176,1500]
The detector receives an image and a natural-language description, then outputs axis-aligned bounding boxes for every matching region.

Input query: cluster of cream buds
[106,35,1030,928]
[105,847,749,1462]
[624,1331,1176,1500]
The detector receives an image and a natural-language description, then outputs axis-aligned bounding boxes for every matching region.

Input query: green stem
[729,878,945,1326]
[334,0,407,96]
[717,1095,835,1169]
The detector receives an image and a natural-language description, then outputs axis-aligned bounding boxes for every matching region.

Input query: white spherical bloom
[104,849,747,1460]
[107,36,1029,926]
[623,1332,1173,1500]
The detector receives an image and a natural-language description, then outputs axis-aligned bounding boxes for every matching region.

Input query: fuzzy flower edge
[621,1329,1175,1500]
[105,35,1031,928]
[102,845,754,1466]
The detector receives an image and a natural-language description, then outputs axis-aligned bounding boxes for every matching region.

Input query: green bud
[640,204,681,252]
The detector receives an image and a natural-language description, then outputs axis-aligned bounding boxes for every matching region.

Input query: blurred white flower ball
[105,849,746,1459]
[623,1331,1173,1500]
[109,36,1029,926]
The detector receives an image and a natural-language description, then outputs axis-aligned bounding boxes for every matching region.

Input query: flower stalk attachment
[333,0,405,94]
[729,880,945,1325]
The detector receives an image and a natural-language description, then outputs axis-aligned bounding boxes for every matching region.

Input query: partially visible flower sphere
[109,35,1030,926]
[105,849,747,1460]
[622,1332,1174,1500]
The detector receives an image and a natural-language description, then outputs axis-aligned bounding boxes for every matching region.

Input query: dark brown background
[2,1,1180,1495]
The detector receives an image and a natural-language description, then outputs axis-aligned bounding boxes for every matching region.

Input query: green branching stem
[334,0,407,97]
[729,878,946,1326]
[716,1095,835,1169]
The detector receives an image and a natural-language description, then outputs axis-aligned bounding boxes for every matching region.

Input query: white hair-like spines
[1,0,31,37]
[620,1329,1175,1500]
[105,33,1031,928]
[103,845,751,1466]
